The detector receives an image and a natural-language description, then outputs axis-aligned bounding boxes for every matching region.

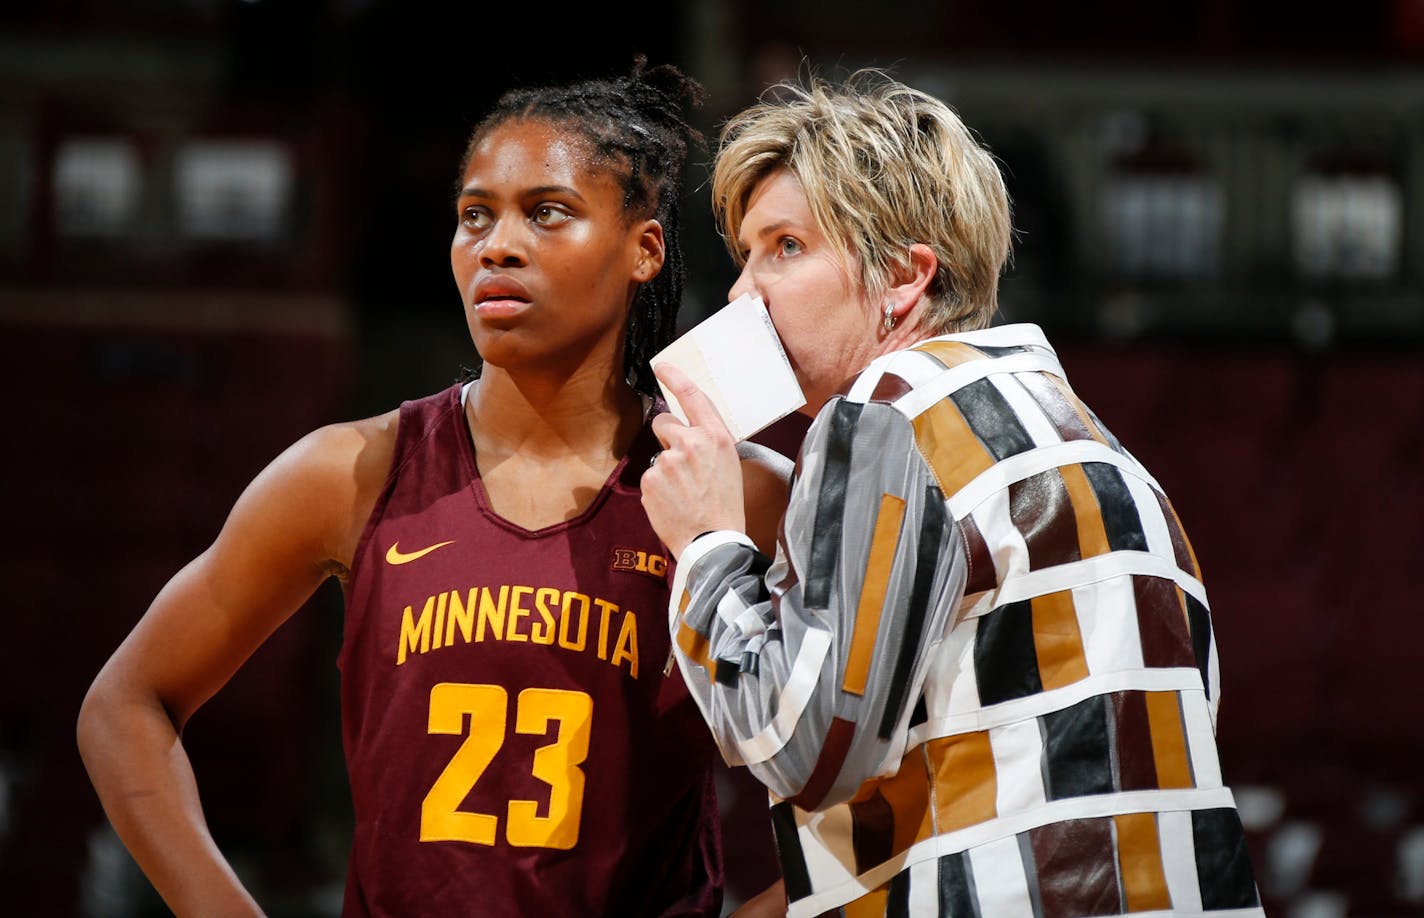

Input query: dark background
[2,1,1422,915]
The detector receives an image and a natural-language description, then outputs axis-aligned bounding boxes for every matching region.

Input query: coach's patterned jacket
[669,324,1262,917]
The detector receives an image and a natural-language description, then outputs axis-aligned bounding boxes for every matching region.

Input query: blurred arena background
[1,1,1422,915]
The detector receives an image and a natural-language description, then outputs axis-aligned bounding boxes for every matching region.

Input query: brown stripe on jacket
[790,717,858,810]
[848,785,896,874]
[868,370,915,403]
[1016,370,1099,443]
[1010,468,1084,570]
[1040,372,1114,446]
[1153,486,1201,578]
[845,744,935,875]
[1112,690,1161,792]
[1132,575,1195,669]
[1027,817,1121,918]
[959,514,998,596]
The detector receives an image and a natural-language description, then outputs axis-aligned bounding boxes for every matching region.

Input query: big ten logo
[610,547,668,579]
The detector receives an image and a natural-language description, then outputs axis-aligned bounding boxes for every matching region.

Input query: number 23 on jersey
[421,682,593,850]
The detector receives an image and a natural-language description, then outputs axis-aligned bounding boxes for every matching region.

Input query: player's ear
[632,219,665,284]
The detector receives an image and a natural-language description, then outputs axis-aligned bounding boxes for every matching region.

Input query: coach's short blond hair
[712,70,1012,333]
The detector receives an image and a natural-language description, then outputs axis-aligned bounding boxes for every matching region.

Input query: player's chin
[464,329,528,368]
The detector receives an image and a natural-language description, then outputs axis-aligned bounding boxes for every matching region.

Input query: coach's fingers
[650,410,689,451]
[653,363,733,443]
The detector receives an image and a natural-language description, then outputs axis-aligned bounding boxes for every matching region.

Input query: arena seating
[0,298,355,917]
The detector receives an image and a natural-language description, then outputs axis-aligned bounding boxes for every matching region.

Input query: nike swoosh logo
[385,540,456,565]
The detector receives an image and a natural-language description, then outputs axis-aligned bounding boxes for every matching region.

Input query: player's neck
[467,364,645,464]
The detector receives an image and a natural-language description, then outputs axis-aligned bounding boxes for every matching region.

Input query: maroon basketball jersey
[339,384,722,917]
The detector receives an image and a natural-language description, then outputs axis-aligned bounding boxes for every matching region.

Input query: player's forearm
[729,878,788,917]
[77,683,263,918]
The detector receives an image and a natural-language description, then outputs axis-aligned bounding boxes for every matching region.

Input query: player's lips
[472,276,532,318]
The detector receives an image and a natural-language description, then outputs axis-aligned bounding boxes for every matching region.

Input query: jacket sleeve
[667,396,967,809]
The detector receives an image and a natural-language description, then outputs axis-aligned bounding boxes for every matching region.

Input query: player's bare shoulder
[224,407,402,580]
[294,408,401,570]
[186,407,403,612]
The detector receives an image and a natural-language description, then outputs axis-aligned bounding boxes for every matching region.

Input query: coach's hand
[642,363,746,558]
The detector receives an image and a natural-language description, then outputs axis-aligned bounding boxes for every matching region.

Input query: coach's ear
[884,243,938,325]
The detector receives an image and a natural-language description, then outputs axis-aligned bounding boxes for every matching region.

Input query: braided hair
[459,57,706,395]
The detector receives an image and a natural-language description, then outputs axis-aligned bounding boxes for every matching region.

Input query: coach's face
[727,169,881,416]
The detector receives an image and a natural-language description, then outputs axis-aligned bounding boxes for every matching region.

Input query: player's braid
[461,58,706,395]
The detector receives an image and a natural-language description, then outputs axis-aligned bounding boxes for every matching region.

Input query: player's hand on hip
[642,363,745,558]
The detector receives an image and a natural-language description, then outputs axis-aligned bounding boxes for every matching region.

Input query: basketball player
[78,60,786,916]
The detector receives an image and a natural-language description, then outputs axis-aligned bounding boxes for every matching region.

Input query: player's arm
[76,412,396,917]
[737,439,793,557]
[729,879,787,917]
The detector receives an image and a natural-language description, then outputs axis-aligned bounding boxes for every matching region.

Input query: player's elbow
[76,664,167,774]
[76,674,118,772]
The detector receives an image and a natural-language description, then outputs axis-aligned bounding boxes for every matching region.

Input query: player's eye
[533,204,572,226]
